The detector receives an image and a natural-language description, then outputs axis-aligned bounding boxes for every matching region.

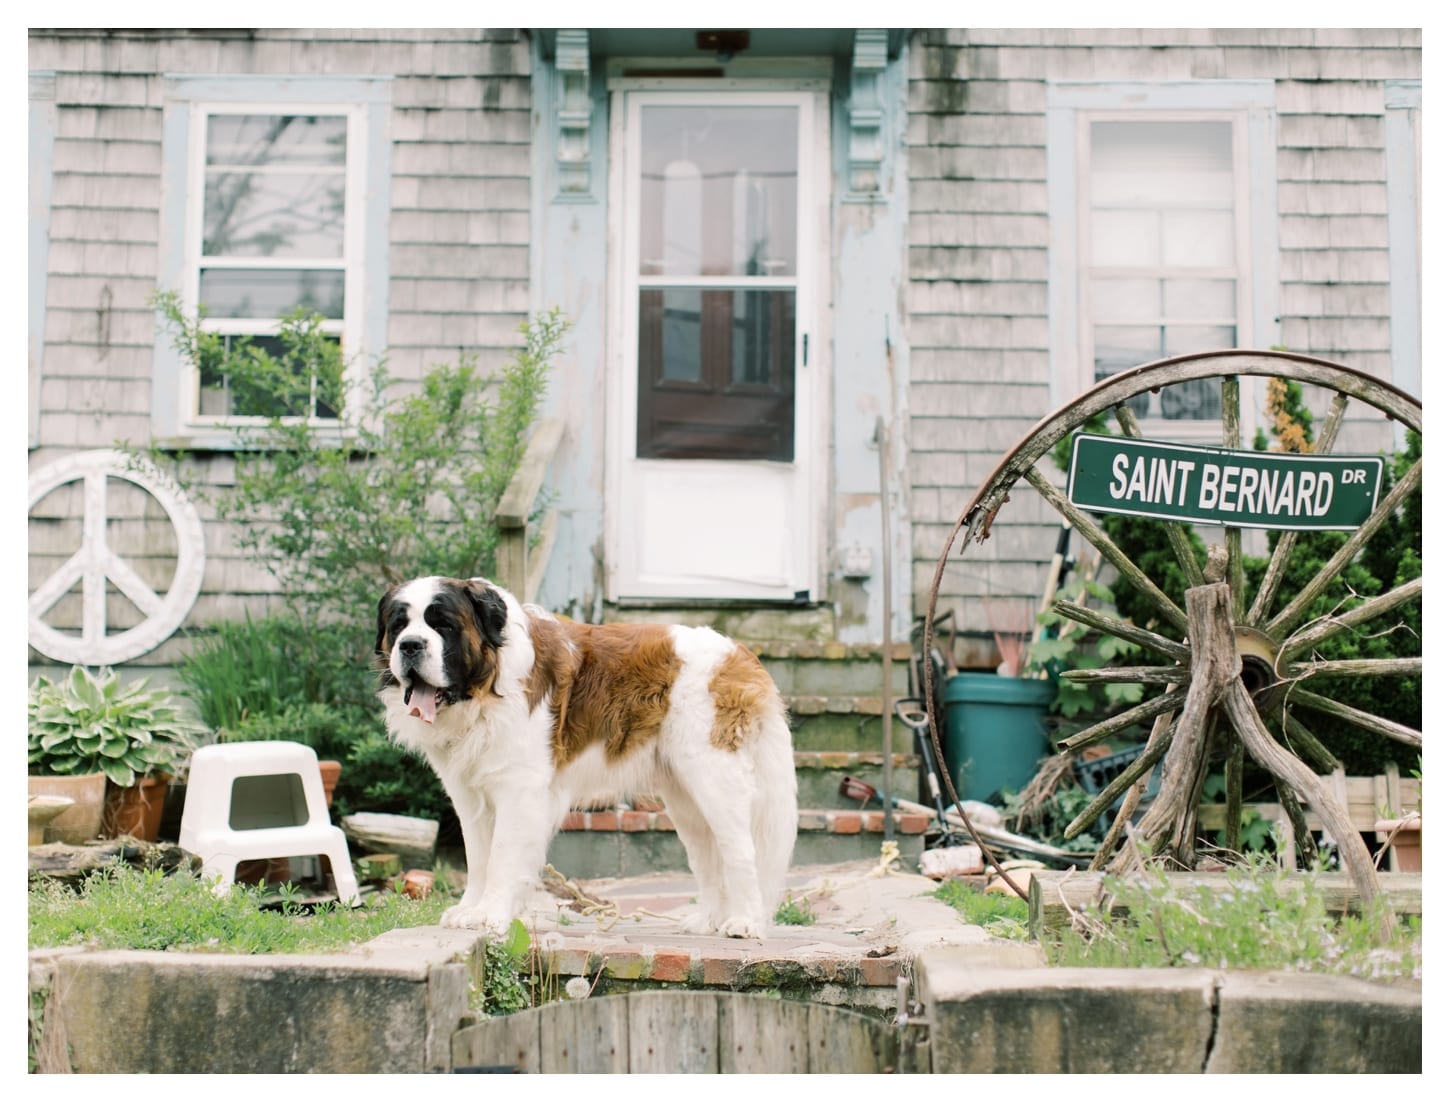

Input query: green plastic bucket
[941,672,1055,803]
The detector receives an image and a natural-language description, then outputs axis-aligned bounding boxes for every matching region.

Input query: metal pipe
[876,415,894,844]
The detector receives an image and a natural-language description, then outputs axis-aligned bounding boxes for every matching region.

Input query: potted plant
[28,666,207,844]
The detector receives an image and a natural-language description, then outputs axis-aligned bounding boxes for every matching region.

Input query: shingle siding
[905,27,1420,637]
[28,28,532,671]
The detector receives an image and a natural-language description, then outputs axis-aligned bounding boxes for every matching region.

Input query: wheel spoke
[1049,599,1189,663]
[1064,731,1174,839]
[1247,393,1349,626]
[1091,709,1176,870]
[1273,776,1319,869]
[1291,689,1422,749]
[1026,466,1188,634]
[1113,402,1205,587]
[1056,688,1188,754]
[1223,732,1245,854]
[1280,578,1422,661]
[1267,458,1422,639]
[1286,656,1422,681]
[1060,665,1184,686]
[1273,712,1341,775]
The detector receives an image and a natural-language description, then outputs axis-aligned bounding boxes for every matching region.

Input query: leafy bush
[29,667,205,785]
[149,296,568,827]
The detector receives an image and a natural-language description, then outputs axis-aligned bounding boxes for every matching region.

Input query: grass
[931,878,1031,940]
[29,864,457,954]
[773,891,817,926]
[931,854,1421,983]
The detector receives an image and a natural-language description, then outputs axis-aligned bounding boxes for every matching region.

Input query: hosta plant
[28,666,207,787]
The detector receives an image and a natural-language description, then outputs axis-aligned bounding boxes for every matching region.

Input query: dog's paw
[440,904,513,937]
[678,909,719,935]
[716,914,766,939]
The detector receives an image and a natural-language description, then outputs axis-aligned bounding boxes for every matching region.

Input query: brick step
[786,700,917,755]
[546,807,932,881]
[792,750,921,806]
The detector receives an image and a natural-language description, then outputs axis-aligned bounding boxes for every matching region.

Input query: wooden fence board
[808,1002,898,1073]
[539,995,629,1073]
[453,1005,541,1073]
[627,991,720,1073]
[718,995,811,1073]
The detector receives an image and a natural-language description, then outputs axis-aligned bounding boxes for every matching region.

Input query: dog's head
[375,576,510,723]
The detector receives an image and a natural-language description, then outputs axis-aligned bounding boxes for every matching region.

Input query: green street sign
[1067,435,1384,531]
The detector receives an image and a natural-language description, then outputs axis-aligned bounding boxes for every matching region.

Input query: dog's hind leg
[669,750,769,938]
[656,779,726,934]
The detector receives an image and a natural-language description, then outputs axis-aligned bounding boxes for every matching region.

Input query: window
[627,96,806,462]
[153,77,391,445]
[1049,82,1277,435]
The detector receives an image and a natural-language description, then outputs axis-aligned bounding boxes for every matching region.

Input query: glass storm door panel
[608,90,822,601]
[635,103,799,461]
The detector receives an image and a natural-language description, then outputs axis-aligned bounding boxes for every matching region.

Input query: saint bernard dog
[375,576,798,939]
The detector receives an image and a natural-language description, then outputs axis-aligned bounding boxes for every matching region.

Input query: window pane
[1093,325,1160,380]
[1163,324,1235,356]
[1090,120,1233,205]
[637,287,795,460]
[204,171,346,258]
[638,105,798,277]
[197,333,341,420]
[1163,279,1235,319]
[206,114,347,167]
[1090,278,1160,322]
[1162,209,1236,267]
[204,170,345,258]
[199,268,345,319]
[1158,379,1222,421]
[1091,210,1158,267]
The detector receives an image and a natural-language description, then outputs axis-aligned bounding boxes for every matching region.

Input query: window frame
[1048,81,1278,440]
[152,75,391,448]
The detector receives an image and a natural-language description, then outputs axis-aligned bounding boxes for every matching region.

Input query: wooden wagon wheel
[921,350,1421,919]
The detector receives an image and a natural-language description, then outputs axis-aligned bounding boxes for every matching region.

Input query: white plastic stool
[179,741,360,905]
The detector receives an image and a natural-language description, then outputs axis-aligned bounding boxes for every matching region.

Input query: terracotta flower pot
[318,760,342,808]
[28,773,107,844]
[101,773,172,842]
[1375,814,1422,873]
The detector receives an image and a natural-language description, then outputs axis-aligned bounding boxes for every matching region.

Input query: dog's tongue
[407,683,440,724]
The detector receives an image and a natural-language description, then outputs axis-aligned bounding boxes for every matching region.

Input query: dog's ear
[464,580,509,650]
[375,585,400,658]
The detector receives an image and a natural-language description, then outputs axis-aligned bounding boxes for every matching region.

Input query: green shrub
[149,299,568,827]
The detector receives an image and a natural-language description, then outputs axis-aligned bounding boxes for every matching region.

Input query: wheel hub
[1234,625,1283,695]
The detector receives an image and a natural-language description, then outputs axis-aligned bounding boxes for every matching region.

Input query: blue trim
[150,74,393,446]
[29,73,56,450]
[1385,81,1421,401]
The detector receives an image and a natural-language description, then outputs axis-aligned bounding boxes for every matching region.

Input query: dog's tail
[749,693,798,913]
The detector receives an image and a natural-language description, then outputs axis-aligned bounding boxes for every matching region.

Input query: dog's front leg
[436,771,496,930]
[457,790,557,938]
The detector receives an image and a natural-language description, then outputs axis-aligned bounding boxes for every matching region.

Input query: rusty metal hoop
[921,350,1421,907]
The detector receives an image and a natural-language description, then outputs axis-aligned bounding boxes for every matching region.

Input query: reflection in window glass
[638,105,798,278]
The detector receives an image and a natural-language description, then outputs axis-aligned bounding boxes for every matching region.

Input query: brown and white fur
[375,576,797,939]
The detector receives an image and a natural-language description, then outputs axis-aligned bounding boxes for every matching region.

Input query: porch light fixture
[696,30,749,63]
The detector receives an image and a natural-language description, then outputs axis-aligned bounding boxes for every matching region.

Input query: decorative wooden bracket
[848,29,889,198]
[554,29,593,199]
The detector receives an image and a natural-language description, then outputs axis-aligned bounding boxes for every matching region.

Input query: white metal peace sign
[28,449,206,665]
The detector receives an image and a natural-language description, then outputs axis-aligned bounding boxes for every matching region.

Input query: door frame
[604,82,831,603]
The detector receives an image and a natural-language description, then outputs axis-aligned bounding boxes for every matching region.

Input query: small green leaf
[503,918,531,963]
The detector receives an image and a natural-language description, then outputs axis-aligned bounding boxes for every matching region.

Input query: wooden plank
[717,995,811,1073]
[806,1002,896,1074]
[522,507,558,605]
[539,994,629,1073]
[1029,870,1422,940]
[626,991,719,1073]
[493,417,563,527]
[452,1006,542,1073]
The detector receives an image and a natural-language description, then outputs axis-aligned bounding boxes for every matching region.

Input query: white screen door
[606,89,823,601]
